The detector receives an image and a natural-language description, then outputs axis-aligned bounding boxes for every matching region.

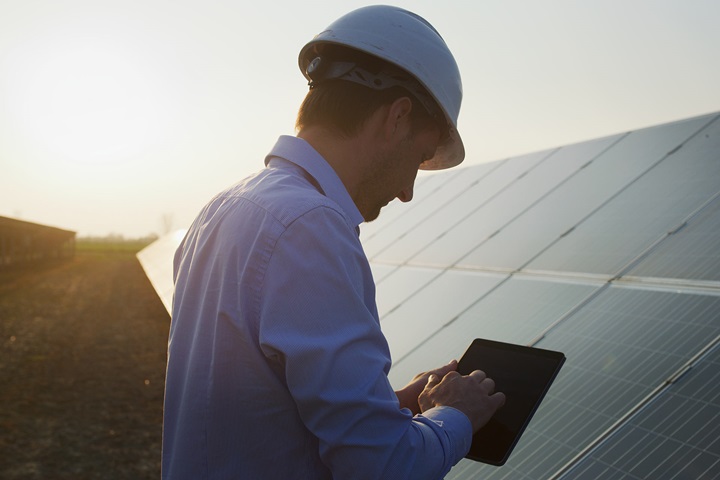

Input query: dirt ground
[0,252,170,479]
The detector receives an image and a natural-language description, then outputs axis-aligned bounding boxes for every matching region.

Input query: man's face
[356,125,442,222]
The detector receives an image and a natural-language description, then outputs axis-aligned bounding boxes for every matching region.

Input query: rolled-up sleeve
[258,205,472,479]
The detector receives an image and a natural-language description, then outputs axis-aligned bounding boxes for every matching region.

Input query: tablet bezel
[457,338,566,466]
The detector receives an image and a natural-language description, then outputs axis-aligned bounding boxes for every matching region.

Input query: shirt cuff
[420,406,473,464]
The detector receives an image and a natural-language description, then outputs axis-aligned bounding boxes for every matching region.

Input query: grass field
[0,252,169,479]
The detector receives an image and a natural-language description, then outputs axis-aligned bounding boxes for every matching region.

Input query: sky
[2,0,719,238]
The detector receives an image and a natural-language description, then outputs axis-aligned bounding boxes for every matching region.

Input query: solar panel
[412,134,623,269]
[557,341,720,479]
[526,116,720,276]
[445,285,720,479]
[458,114,715,272]
[380,269,505,363]
[374,265,440,318]
[136,229,186,314]
[625,193,720,283]
[362,163,494,259]
[360,169,455,248]
[387,274,600,389]
[368,263,397,283]
[373,149,550,266]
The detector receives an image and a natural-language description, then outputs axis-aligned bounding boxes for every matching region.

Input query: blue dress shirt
[162,136,472,479]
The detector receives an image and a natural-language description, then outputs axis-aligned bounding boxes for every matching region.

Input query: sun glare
[6,37,170,167]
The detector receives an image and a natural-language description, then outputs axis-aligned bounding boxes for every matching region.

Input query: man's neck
[297,125,378,202]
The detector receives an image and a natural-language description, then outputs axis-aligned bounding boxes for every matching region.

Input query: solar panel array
[136,229,187,314]
[139,111,720,478]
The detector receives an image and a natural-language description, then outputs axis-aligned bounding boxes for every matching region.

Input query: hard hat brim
[420,128,465,170]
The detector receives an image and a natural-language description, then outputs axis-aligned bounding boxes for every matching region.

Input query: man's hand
[418,369,506,433]
[395,360,459,415]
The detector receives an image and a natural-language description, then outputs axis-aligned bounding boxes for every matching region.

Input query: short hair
[295,47,442,138]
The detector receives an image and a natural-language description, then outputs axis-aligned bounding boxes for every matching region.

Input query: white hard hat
[299,5,465,170]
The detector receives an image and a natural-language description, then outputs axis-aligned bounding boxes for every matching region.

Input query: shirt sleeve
[257,206,472,479]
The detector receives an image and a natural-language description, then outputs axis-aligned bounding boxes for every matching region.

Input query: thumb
[427,374,441,387]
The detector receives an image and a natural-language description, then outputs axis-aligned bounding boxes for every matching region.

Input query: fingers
[431,369,500,398]
[492,391,507,408]
[468,370,495,389]
[470,370,505,408]
[430,359,458,379]
[436,369,494,386]
[427,374,440,386]
[419,367,506,424]
[412,360,458,383]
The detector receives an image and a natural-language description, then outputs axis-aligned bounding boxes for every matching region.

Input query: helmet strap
[306,56,445,130]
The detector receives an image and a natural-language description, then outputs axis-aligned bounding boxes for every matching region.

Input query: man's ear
[384,96,413,140]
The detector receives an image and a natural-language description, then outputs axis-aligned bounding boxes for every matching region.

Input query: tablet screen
[457,338,565,466]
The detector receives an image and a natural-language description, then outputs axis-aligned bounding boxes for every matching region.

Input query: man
[162,6,505,479]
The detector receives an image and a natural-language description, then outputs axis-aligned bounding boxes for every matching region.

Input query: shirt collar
[265,135,365,229]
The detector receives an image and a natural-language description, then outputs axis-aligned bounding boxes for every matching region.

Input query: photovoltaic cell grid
[362,163,495,259]
[626,193,720,283]
[559,342,720,479]
[137,111,720,479]
[360,168,466,253]
[456,114,715,273]
[444,286,720,480]
[526,116,720,276]
[380,269,506,363]
[406,135,622,269]
[372,149,553,266]
[386,274,601,388]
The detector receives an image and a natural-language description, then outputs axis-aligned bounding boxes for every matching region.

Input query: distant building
[0,216,76,267]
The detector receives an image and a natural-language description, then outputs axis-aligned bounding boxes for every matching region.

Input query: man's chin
[363,207,383,223]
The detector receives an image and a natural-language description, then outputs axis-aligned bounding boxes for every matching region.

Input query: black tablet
[457,338,566,466]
